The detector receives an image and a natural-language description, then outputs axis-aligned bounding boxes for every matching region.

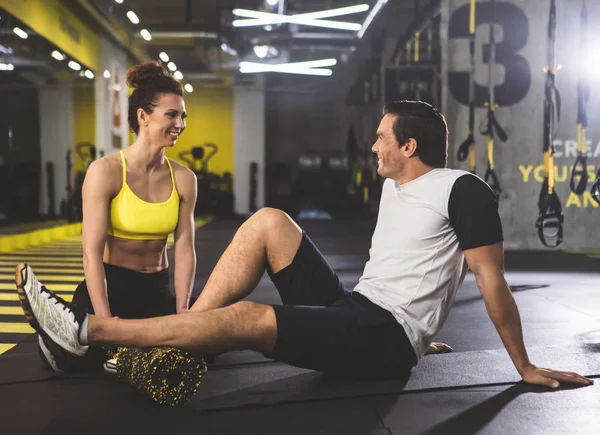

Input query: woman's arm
[81,159,114,318]
[172,164,198,313]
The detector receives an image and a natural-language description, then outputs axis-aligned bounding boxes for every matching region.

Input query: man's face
[372,114,406,180]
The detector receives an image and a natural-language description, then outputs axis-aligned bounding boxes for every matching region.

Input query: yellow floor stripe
[0,267,82,274]
[0,282,75,291]
[23,250,83,255]
[0,292,73,301]
[0,343,16,354]
[0,322,34,334]
[0,306,23,315]
[0,273,83,282]
[0,255,83,261]
[0,261,83,268]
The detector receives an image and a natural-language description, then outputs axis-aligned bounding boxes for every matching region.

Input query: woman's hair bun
[126,60,171,89]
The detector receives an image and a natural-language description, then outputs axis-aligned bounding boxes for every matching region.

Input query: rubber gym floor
[0,217,599,435]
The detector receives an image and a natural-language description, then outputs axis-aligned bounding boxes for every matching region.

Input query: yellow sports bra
[107,151,180,240]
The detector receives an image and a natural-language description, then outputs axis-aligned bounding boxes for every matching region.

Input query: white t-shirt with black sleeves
[354,168,503,362]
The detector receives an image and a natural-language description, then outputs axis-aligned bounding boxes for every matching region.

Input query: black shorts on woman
[267,232,416,380]
[54,263,192,370]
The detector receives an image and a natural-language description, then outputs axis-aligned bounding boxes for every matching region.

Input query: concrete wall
[95,36,129,156]
[234,80,265,214]
[39,84,74,216]
[442,0,600,250]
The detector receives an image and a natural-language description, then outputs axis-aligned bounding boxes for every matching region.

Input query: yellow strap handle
[577,123,587,154]
[405,42,412,65]
[469,0,476,34]
[414,32,420,63]
[487,136,495,170]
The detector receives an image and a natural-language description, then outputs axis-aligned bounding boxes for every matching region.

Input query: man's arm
[464,242,593,388]
[173,164,198,313]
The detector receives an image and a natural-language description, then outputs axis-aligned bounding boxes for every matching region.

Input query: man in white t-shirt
[16,101,592,388]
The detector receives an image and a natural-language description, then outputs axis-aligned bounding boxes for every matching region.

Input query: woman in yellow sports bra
[36,61,199,371]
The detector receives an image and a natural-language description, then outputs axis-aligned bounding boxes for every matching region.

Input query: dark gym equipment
[179,143,235,216]
[250,162,258,213]
[45,162,55,217]
[60,150,76,222]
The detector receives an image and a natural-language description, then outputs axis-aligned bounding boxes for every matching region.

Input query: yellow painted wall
[72,82,96,175]
[165,85,234,176]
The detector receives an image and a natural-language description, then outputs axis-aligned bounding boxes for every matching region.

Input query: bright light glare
[127,11,140,24]
[357,0,388,39]
[68,60,81,71]
[140,29,152,41]
[51,51,64,61]
[13,27,28,39]
[232,5,368,30]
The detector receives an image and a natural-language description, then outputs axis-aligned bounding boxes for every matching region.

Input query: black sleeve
[448,174,504,251]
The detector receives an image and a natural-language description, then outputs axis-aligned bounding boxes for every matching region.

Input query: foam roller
[111,346,202,406]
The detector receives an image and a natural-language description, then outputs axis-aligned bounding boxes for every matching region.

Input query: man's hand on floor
[425,342,453,355]
[520,364,594,388]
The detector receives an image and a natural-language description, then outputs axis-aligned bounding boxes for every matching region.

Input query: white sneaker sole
[16,263,87,357]
[38,335,63,372]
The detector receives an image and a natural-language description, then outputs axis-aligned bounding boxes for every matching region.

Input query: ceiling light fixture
[51,50,65,61]
[84,70,95,79]
[184,83,193,93]
[104,70,111,78]
[159,52,169,62]
[357,0,388,39]
[174,71,183,80]
[68,60,81,71]
[140,29,152,41]
[13,27,28,39]
[240,58,336,76]
[233,4,368,29]
[0,63,15,71]
[115,0,124,3]
[127,11,140,24]
[167,61,177,72]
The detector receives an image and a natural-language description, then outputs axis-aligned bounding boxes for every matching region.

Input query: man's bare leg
[90,301,277,357]
[190,208,302,312]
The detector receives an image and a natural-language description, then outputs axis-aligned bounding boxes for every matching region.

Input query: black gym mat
[2,219,599,435]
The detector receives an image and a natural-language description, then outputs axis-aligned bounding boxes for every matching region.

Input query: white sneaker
[103,358,117,374]
[16,263,88,357]
[38,334,64,372]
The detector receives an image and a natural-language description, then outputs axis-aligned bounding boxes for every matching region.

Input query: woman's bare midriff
[103,235,169,273]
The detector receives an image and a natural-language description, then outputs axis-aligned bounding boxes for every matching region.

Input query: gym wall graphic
[442,0,600,250]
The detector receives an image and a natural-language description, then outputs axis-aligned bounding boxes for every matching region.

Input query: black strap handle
[569,153,588,195]
[536,181,564,248]
[484,166,501,198]
[488,111,508,142]
[591,168,600,205]
[456,134,472,162]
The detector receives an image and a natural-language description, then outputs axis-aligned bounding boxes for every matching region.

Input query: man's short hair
[382,101,448,168]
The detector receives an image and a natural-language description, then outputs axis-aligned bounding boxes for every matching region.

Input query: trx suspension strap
[536,0,563,248]
[570,0,589,195]
[481,0,508,196]
[456,0,477,173]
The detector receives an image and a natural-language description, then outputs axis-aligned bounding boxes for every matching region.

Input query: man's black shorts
[266,231,417,379]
